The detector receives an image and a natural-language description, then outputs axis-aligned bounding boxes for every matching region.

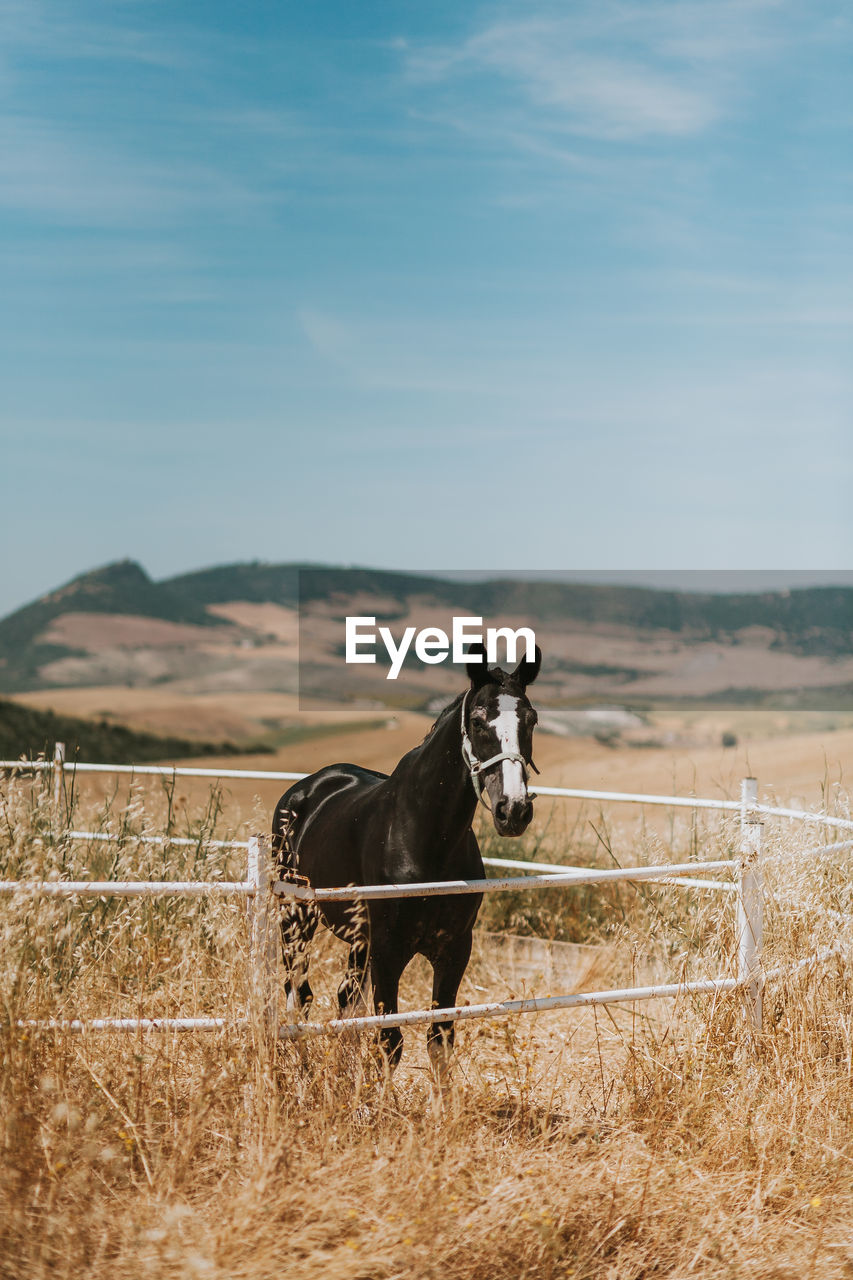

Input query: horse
[271,643,541,1069]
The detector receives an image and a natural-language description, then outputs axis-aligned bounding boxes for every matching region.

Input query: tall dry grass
[1,770,852,1279]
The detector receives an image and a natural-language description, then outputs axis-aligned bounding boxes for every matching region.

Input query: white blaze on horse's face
[470,686,536,836]
[490,693,527,805]
[465,645,541,836]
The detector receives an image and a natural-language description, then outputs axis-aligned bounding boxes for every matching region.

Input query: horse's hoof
[338,995,368,1019]
[427,1036,454,1085]
[285,989,313,1016]
[374,1030,403,1076]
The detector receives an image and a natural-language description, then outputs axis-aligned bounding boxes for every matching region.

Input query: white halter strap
[460,689,529,809]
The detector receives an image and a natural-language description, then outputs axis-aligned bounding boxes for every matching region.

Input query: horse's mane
[419,672,526,747]
[420,692,465,745]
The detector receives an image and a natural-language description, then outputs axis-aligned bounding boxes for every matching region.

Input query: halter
[460,689,536,809]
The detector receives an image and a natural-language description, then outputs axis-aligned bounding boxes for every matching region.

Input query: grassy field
[2,763,852,1279]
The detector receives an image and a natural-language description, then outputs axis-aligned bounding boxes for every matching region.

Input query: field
[2,722,853,1280]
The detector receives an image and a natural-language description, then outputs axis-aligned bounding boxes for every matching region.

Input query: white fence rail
[5,751,853,829]
[270,859,737,902]
[3,748,852,1042]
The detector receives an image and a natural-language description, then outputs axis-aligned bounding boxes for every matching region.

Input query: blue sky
[1,0,851,616]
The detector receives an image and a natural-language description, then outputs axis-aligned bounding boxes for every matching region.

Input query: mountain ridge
[2,559,852,698]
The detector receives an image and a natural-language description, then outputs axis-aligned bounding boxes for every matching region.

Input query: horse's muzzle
[493,796,534,837]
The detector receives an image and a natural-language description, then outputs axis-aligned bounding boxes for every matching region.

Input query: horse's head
[462,643,541,837]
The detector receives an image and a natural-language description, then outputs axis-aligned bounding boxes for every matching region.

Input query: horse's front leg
[369,948,405,1070]
[427,930,474,1076]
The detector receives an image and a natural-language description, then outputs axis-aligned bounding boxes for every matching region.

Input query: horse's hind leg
[427,931,474,1076]
[338,938,369,1016]
[280,901,318,1014]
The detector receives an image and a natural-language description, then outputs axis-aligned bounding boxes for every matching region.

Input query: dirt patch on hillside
[207,601,298,649]
[39,610,240,649]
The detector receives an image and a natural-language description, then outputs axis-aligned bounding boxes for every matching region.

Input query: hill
[0,560,224,691]
[167,562,853,650]
[2,560,853,708]
[0,697,267,764]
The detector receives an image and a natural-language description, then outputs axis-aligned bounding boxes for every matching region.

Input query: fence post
[53,742,65,811]
[737,776,763,1033]
[247,835,279,1039]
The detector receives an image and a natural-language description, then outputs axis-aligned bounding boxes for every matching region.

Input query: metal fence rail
[21,978,743,1039]
[0,860,738,902]
[0,879,255,897]
[271,858,737,902]
[3,750,852,828]
[9,825,737,888]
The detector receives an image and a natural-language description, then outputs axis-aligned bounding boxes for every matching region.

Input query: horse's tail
[272,799,300,874]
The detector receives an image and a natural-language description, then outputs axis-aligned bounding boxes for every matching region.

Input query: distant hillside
[165,561,304,608]
[0,560,224,690]
[2,559,853,702]
[166,563,853,648]
[0,698,267,764]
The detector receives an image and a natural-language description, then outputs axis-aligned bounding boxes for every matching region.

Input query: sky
[1,0,851,617]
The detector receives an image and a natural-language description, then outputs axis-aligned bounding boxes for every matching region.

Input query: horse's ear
[466,641,496,690]
[511,645,541,688]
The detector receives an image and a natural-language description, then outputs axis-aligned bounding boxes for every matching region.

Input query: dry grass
[1,772,853,1279]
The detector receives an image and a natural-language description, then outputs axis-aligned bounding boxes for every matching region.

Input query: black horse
[272,644,541,1067]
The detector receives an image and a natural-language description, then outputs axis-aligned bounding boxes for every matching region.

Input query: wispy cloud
[298,294,853,426]
[298,308,490,394]
[0,112,267,227]
[298,306,583,399]
[0,3,277,230]
[401,1,790,143]
[459,25,715,140]
[0,0,193,73]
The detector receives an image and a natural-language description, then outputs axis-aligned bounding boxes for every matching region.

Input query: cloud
[297,308,475,394]
[298,306,568,399]
[463,23,716,139]
[400,1,790,143]
[0,113,264,227]
[0,3,281,229]
[0,0,193,74]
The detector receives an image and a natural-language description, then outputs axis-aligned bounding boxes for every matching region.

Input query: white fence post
[737,776,763,1033]
[53,742,65,811]
[247,835,278,1037]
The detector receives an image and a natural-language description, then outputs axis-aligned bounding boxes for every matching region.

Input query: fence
[3,746,853,1042]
